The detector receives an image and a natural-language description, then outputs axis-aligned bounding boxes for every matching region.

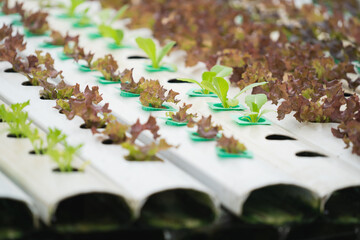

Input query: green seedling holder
[208,102,246,111]
[11,19,22,26]
[78,64,95,72]
[38,42,62,49]
[72,22,96,28]
[232,115,272,126]
[88,32,102,40]
[57,52,72,61]
[120,90,140,97]
[107,43,133,50]
[139,102,176,112]
[56,13,81,19]
[189,131,221,142]
[216,147,253,159]
[159,117,188,127]
[96,76,121,85]
[24,30,49,38]
[186,89,218,98]
[145,64,176,73]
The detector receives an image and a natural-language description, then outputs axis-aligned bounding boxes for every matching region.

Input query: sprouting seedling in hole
[178,65,233,94]
[65,0,85,17]
[47,141,83,172]
[0,101,31,138]
[98,5,129,26]
[97,5,129,44]
[98,25,124,46]
[217,135,247,154]
[135,37,176,69]
[77,7,91,26]
[202,72,267,108]
[244,94,273,122]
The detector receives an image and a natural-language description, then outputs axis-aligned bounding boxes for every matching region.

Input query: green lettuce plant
[0,101,31,138]
[244,94,273,122]
[65,0,84,17]
[202,76,267,108]
[98,25,124,46]
[47,141,83,172]
[135,37,176,69]
[178,65,233,94]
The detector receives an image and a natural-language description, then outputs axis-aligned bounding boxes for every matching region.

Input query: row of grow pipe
[0,69,219,231]
[2,0,360,227]
[0,170,37,239]
[37,5,360,223]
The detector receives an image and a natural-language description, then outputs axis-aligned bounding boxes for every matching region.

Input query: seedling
[135,37,176,69]
[139,80,179,109]
[178,65,233,94]
[98,5,129,26]
[187,115,222,139]
[0,101,31,138]
[102,119,129,144]
[203,76,267,108]
[98,25,124,46]
[65,0,85,18]
[77,7,92,26]
[244,94,273,122]
[166,103,197,123]
[47,141,83,172]
[119,69,146,94]
[40,80,81,100]
[22,11,49,35]
[216,135,247,154]
[23,127,44,154]
[121,116,173,161]
[93,54,120,81]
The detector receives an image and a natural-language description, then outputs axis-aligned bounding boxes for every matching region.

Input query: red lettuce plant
[187,115,222,139]
[119,68,146,94]
[217,135,247,154]
[166,103,197,123]
[121,116,173,161]
[139,80,180,108]
[22,10,49,35]
[92,54,120,81]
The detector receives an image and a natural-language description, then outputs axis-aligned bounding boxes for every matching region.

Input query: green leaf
[213,77,229,108]
[156,41,176,68]
[136,37,157,68]
[110,4,129,24]
[234,82,268,98]
[259,109,273,119]
[177,78,203,89]
[68,0,84,17]
[210,65,233,78]
[202,71,217,82]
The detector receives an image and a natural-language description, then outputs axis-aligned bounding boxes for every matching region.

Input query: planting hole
[59,109,64,114]
[0,198,34,238]
[40,96,53,100]
[52,168,80,173]
[296,151,327,157]
[52,193,132,233]
[167,78,193,84]
[102,139,114,145]
[21,81,33,86]
[266,134,296,141]
[7,133,26,138]
[324,186,360,223]
[29,149,46,155]
[139,189,217,229]
[242,184,320,226]
[80,123,106,129]
[0,119,3,122]
[344,92,353,98]
[127,56,148,60]
[4,68,16,73]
